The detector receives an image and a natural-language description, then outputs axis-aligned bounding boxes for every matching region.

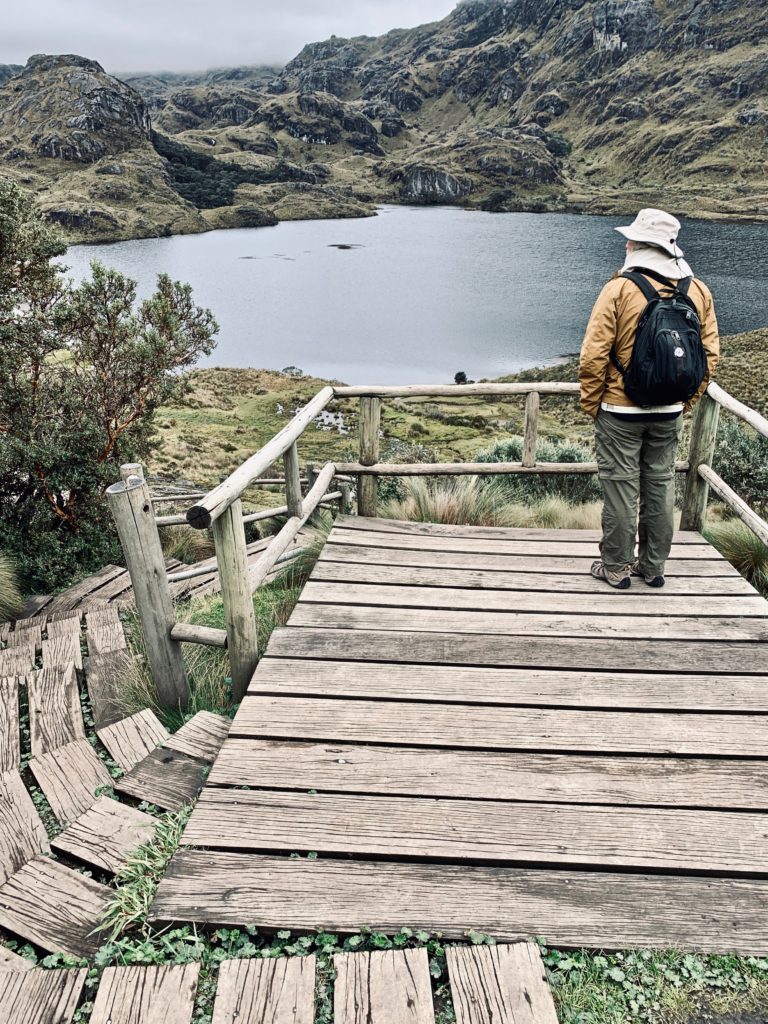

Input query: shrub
[0,553,23,622]
[158,526,215,565]
[713,420,768,516]
[474,436,602,504]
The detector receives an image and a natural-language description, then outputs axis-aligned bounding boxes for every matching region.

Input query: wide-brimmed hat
[615,208,684,258]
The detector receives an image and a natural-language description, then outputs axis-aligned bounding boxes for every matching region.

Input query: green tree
[0,180,218,592]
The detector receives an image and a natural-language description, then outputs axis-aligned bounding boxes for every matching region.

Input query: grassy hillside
[149,328,768,488]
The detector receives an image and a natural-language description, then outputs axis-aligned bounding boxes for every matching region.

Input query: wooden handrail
[186,386,334,529]
[707,382,768,438]
[333,382,580,398]
[335,460,691,476]
[698,464,768,547]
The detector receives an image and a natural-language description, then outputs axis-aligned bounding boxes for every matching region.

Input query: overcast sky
[1,0,457,74]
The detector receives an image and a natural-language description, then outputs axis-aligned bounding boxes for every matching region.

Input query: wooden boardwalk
[152,516,768,953]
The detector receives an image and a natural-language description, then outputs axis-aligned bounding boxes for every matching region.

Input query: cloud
[0,0,456,73]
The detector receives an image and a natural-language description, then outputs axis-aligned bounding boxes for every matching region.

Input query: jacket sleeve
[684,281,720,412]
[579,281,618,419]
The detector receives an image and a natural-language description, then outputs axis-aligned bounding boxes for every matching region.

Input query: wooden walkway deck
[152,516,768,953]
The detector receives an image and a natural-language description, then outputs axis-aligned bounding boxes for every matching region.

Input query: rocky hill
[2,0,767,241]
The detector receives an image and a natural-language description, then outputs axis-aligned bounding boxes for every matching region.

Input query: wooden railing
[107,379,768,709]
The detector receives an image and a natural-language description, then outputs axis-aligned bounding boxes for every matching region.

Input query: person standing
[579,209,720,589]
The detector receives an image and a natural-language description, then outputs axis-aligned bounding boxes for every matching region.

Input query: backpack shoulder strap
[621,270,660,302]
[676,276,692,296]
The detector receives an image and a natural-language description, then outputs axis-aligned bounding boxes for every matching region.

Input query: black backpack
[611,268,708,407]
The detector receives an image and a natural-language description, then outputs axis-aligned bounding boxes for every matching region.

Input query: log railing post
[680,391,721,531]
[283,442,303,519]
[358,397,381,518]
[340,480,353,515]
[211,498,259,701]
[106,464,190,710]
[522,391,540,468]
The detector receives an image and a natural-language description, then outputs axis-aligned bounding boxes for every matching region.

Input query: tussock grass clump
[158,525,215,565]
[379,477,602,530]
[0,552,23,622]
[705,519,768,596]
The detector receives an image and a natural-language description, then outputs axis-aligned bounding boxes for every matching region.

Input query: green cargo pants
[594,409,683,576]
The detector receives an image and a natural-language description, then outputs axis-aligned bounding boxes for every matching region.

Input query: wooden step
[164,712,231,764]
[0,676,21,772]
[446,942,558,1024]
[150,851,768,954]
[27,665,85,756]
[0,771,49,885]
[0,855,112,958]
[334,948,434,1024]
[29,739,112,824]
[212,956,315,1023]
[45,616,81,640]
[0,648,35,676]
[0,944,34,971]
[97,709,169,772]
[41,634,82,671]
[0,968,86,1024]
[89,963,200,1023]
[85,650,132,731]
[115,747,207,812]
[52,796,155,873]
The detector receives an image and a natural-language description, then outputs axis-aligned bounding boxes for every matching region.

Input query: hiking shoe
[628,561,665,588]
[590,560,631,590]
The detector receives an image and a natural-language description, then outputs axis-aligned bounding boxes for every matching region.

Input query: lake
[65,206,768,385]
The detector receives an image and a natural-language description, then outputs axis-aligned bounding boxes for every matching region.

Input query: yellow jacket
[579,273,720,419]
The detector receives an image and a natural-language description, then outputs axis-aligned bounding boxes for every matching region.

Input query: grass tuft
[705,518,768,596]
[158,525,215,565]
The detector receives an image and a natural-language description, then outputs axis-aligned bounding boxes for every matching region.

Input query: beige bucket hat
[615,208,685,258]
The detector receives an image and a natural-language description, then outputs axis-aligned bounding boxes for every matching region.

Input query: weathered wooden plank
[310,557,760,596]
[0,647,35,676]
[45,616,81,639]
[29,740,113,824]
[53,796,155,873]
[115,747,207,811]
[301,580,768,618]
[42,564,125,616]
[85,650,131,730]
[15,613,49,630]
[233,696,768,757]
[97,709,169,772]
[208,740,768,810]
[0,968,86,1024]
[48,608,83,624]
[212,956,316,1024]
[334,948,434,1024]
[41,634,82,671]
[335,515,706,545]
[87,622,127,656]
[183,789,768,873]
[289,602,768,642]
[6,625,42,650]
[164,712,231,764]
[447,942,557,1024]
[0,676,20,772]
[0,771,49,885]
[329,528,720,560]
[319,543,735,577]
[0,623,9,644]
[0,944,34,971]
[267,626,768,675]
[89,963,200,1024]
[150,852,768,953]
[0,855,111,958]
[248,658,768,712]
[85,605,120,629]
[27,665,85,757]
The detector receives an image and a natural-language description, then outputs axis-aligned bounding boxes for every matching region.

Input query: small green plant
[0,552,23,622]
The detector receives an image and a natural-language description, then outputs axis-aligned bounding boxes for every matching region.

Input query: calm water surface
[65,206,768,384]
